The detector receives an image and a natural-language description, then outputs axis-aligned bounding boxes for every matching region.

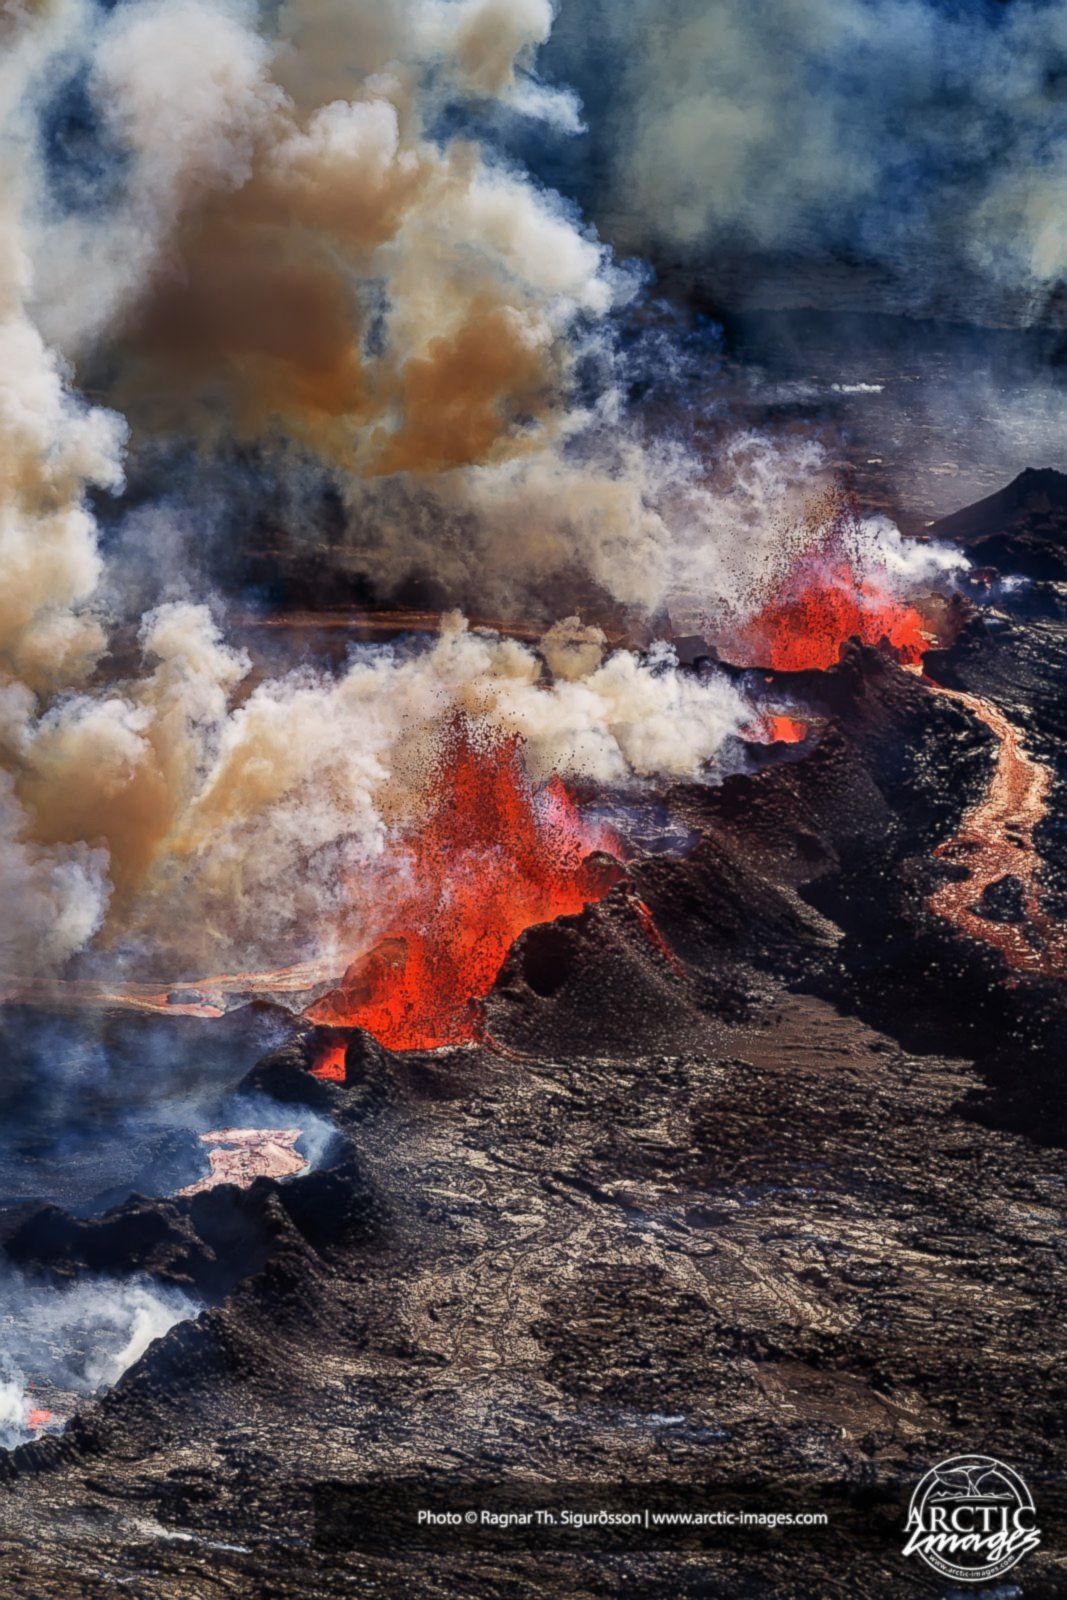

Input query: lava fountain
[306,720,623,1049]
[721,552,928,671]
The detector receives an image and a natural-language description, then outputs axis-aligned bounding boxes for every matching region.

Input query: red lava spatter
[722,556,928,672]
[177,1128,307,1197]
[306,721,622,1050]
[924,680,1064,978]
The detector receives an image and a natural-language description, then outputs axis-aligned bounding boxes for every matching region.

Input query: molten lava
[765,715,809,743]
[724,557,928,672]
[307,721,621,1049]
[311,1041,348,1081]
[925,682,1065,978]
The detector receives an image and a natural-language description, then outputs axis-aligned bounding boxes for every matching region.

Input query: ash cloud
[33,0,622,473]
[546,0,1067,321]
[15,0,877,621]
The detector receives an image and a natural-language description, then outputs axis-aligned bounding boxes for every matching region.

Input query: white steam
[0,0,969,991]
[0,1265,197,1450]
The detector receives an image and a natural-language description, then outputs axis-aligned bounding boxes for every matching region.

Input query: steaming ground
[0,1005,333,1212]
[0,1265,197,1452]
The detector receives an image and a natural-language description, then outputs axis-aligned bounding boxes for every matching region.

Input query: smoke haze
[543,0,1067,325]
[0,0,974,991]
[0,1260,197,1449]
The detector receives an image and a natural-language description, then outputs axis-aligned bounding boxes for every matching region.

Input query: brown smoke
[0,0,967,992]
[61,0,612,473]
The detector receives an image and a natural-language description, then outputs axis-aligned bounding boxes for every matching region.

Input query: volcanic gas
[306,720,623,1050]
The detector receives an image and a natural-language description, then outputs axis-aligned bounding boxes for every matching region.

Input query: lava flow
[307,721,622,1049]
[177,1127,308,1197]
[765,715,809,743]
[925,682,1064,978]
[722,554,928,671]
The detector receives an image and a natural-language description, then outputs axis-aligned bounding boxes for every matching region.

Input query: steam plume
[0,0,966,992]
[0,1263,197,1449]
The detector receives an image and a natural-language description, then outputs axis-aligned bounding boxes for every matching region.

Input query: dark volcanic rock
[1,606,1065,1598]
[929,466,1067,579]
[0,994,1063,1598]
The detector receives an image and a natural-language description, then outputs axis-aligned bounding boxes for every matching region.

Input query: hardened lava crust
[1,491,1066,1598]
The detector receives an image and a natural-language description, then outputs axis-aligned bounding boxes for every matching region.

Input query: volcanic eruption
[0,0,1064,1596]
[306,719,622,1048]
[728,555,927,671]
[713,493,935,672]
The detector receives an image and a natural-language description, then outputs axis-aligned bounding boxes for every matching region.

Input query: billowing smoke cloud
[0,3,130,974]
[0,773,111,968]
[0,0,968,994]
[30,0,620,477]
[62,611,749,974]
[546,0,1067,317]
[18,0,883,617]
[0,1263,197,1449]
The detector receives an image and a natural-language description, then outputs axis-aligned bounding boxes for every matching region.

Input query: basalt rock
[1,532,1065,1598]
[929,466,1067,580]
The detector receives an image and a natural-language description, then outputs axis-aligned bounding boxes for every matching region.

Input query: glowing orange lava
[765,715,809,743]
[926,682,1065,978]
[724,558,928,672]
[26,1407,52,1429]
[306,721,621,1049]
[311,1041,347,1081]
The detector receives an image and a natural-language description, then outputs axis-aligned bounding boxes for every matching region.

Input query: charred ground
[0,480,1065,1598]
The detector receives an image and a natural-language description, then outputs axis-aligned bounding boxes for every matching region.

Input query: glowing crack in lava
[307,721,622,1049]
[722,555,928,671]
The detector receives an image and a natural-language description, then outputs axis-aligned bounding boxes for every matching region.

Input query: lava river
[924,681,1064,978]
